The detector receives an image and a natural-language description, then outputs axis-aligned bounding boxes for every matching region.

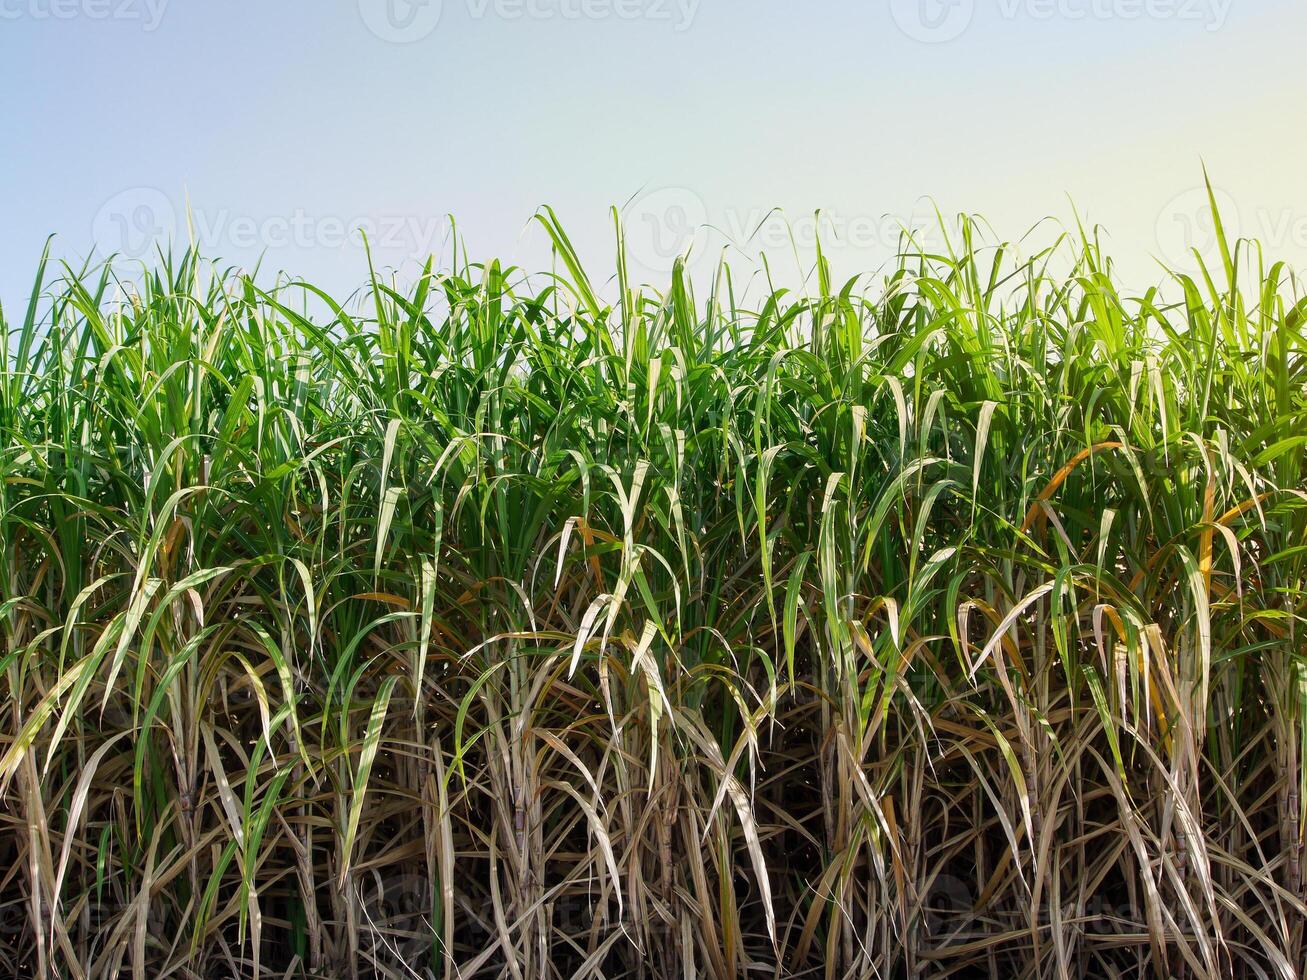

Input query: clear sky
[2,0,1304,307]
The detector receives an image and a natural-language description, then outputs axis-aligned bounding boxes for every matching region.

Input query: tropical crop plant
[0,189,1305,978]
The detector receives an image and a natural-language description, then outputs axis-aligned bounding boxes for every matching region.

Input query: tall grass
[1,196,1304,979]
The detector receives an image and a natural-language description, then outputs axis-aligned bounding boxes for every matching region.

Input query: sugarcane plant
[0,186,1304,978]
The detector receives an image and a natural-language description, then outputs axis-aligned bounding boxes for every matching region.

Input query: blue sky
[2,0,1304,306]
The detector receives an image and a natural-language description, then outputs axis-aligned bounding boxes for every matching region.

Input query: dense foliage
[2,201,1305,978]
